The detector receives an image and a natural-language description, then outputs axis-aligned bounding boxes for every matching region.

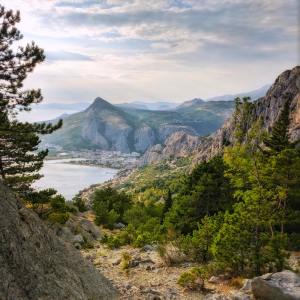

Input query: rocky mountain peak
[88,97,116,111]
[141,66,300,165]
[178,98,205,108]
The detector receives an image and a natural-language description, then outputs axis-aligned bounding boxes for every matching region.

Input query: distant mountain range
[207,84,270,102]
[41,85,269,153]
[141,67,299,165]
[42,97,234,153]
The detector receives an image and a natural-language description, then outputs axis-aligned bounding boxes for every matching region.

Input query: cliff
[141,66,300,165]
[0,182,118,300]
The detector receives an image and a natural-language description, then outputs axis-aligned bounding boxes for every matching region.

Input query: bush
[47,212,69,224]
[177,268,204,291]
[121,252,132,270]
[73,196,87,212]
[92,187,131,228]
[133,232,152,248]
[101,234,122,249]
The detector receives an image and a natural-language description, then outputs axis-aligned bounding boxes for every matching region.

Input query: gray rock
[111,257,121,266]
[208,275,223,284]
[0,182,118,300]
[194,66,300,164]
[143,244,155,252]
[240,279,252,294]
[114,222,126,229]
[79,218,101,239]
[73,234,84,244]
[252,270,300,300]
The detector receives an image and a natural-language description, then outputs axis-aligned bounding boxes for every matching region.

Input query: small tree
[263,96,292,153]
[0,5,62,196]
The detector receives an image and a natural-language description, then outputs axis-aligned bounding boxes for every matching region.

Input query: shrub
[177,268,204,291]
[73,196,87,212]
[121,252,132,270]
[47,212,69,224]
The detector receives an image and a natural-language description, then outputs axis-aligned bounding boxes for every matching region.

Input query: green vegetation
[0,5,61,199]
[92,187,131,229]
[93,97,300,278]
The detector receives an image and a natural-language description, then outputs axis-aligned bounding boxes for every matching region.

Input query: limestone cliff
[141,66,300,165]
[0,182,118,300]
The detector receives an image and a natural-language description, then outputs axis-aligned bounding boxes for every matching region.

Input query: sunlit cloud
[2,0,298,106]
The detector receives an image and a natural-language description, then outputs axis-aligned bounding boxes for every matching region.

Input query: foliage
[73,195,87,212]
[179,214,223,262]
[121,252,132,270]
[164,156,233,234]
[92,187,131,228]
[263,97,292,153]
[0,5,62,196]
[177,268,204,290]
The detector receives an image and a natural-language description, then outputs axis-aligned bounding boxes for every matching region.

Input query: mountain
[42,97,234,153]
[141,66,300,165]
[0,182,118,299]
[207,84,270,102]
[117,101,179,111]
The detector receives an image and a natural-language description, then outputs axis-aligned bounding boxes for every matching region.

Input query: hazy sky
[3,0,299,105]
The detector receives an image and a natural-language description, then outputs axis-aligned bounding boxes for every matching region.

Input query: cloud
[46,50,93,62]
[1,0,298,106]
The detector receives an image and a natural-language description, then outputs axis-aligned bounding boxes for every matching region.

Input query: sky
[2,0,299,110]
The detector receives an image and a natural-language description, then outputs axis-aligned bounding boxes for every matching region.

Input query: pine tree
[163,189,173,215]
[263,96,292,153]
[0,5,62,196]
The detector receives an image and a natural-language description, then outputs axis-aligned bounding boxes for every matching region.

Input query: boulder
[79,218,101,239]
[251,270,300,300]
[0,182,118,300]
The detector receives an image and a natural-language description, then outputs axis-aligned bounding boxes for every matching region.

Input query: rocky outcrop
[193,66,300,163]
[42,96,234,154]
[53,214,102,249]
[134,125,156,153]
[0,182,118,300]
[251,271,300,300]
[141,66,300,165]
[141,131,203,165]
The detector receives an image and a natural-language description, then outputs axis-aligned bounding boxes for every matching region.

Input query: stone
[111,257,121,266]
[0,182,118,300]
[208,275,223,284]
[239,279,252,294]
[229,291,250,300]
[251,270,300,300]
[79,218,101,239]
[73,234,84,244]
[114,222,125,229]
[143,244,155,252]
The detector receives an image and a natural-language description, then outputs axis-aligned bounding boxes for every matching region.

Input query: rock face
[0,182,118,300]
[193,66,300,163]
[141,131,203,165]
[251,270,300,300]
[42,96,235,154]
[141,66,300,165]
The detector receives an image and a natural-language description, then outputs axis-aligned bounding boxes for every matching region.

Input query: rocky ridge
[0,182,118,300]
[141,66,300,165]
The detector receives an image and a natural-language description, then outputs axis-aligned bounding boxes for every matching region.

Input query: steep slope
[141,66,300,165]
[43,97,230,153]
[44,97,142,153]
[0,182,118,300]
[194,65,300,163]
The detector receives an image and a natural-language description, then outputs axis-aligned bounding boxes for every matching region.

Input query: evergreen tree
[163,189,173,215]
[0,5,62,196]
[263,96,292,153]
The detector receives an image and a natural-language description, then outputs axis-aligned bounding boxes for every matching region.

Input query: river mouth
[33,159,118,200]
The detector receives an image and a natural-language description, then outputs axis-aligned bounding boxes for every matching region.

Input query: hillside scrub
[92,97,300,278]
